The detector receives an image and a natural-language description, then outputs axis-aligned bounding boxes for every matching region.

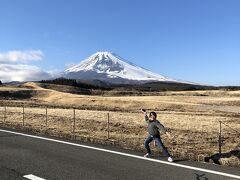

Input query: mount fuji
[63,52,183,84]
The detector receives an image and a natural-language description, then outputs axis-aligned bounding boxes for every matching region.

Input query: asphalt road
[0,128,239,180]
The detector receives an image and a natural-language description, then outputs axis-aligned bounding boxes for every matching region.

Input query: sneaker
[144,153,152,158]
[168,157,173,162]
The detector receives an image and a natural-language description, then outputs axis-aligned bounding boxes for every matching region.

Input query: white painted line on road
[23,174,46,180]
[1,128,240,179]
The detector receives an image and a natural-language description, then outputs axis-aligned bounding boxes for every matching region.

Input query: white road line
[1,129,240,179]
[23,174,46,180]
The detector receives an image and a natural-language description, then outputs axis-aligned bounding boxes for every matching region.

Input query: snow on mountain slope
[64,52,181,84]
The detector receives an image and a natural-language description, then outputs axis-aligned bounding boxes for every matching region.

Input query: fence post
[107,112,110,139]
[45,107,48,127]
[4,106,6,123]
[73,108,76,135]
[219,121,222,155]
[23,106,25,126]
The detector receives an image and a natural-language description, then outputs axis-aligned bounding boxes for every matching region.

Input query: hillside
[1,82,240,108]
[64,52,181,84]
[39,78,217,95]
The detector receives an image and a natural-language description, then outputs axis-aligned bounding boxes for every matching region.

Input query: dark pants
[144,134,171,157]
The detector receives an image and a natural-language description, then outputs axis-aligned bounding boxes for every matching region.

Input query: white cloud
[0,49,61,82]
[0,50,60,82]
[0,50,44,64]
[0,64,54,82]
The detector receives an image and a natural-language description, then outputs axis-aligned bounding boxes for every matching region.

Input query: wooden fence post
[107,112,110,139]
[73,108,76,134]
[4,106,6,123]
[45,107,48,127]
[23,106,25,126]
[219,121,222,155]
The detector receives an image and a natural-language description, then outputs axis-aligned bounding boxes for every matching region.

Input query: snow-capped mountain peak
[64,51,179,84]
[66,52,124,73]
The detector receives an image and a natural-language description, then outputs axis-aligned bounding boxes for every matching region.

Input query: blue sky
[0,0,240,85]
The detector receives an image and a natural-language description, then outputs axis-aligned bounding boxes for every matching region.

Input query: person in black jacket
[141,109,173,162]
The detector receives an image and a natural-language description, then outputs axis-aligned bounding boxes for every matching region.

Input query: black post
[45,107,48,127]
[23,106,25,126]
[107,112,110,139]
[73,108,76,134]
[4,106,6,123]
[219,121,222,155]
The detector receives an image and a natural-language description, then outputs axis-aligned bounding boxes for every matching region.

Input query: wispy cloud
[0,50,44,64]
[0,64,53,82]
[0,50,60,82]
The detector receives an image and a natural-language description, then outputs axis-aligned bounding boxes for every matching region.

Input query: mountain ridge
[64,51,183,84]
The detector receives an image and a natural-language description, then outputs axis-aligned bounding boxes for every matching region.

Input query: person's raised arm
[141,109,149,123]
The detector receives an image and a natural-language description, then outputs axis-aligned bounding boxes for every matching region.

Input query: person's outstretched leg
[154,135,171,157]
[144,135,153,157]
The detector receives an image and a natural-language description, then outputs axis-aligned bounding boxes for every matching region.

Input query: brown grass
[0,82,239,167]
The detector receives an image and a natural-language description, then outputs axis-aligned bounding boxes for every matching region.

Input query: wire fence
[219,121,240,154]
[0,105,239,164]
[0,106,144,145]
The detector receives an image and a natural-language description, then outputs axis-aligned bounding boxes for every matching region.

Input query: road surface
[0,128,239,180]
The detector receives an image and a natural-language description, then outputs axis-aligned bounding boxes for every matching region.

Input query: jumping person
[141,109,173,162]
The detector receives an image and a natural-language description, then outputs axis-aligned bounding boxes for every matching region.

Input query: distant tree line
[0,80,2,85]
[118,82,218,92]
[40,78,110,90]
[39,78,240,92]
[41,78,78,86]
[218,86,240,91]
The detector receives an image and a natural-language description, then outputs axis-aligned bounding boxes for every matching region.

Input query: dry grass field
[0,82,239,167]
